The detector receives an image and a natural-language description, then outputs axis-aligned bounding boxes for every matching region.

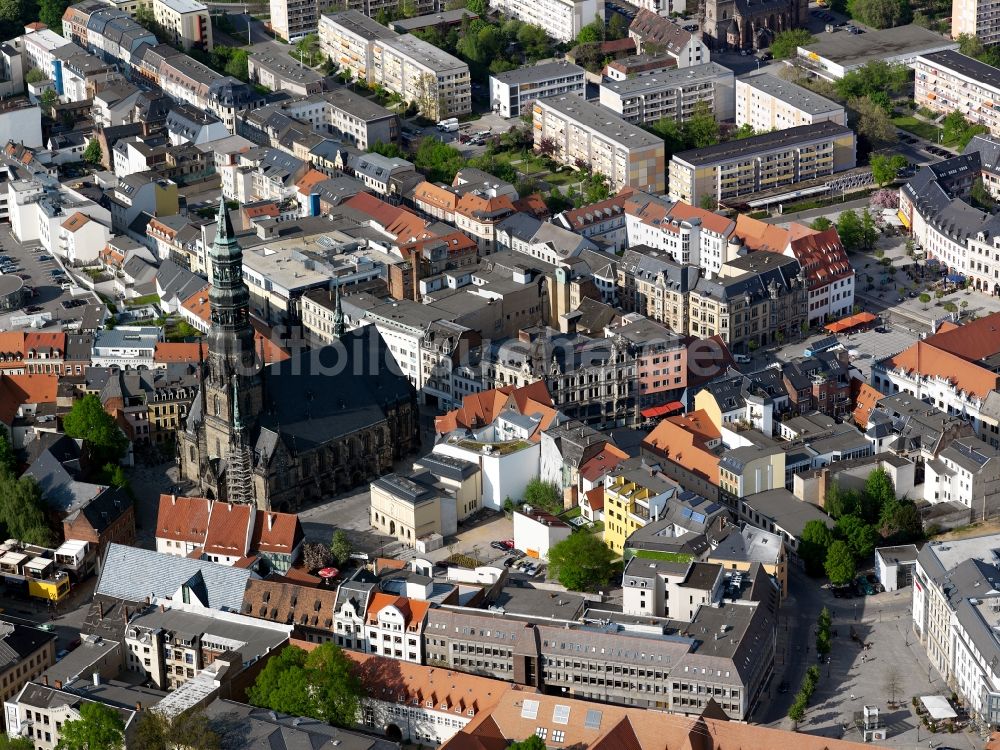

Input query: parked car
[490,541,507,551]
[503,557,515,567]
[501,539,514,549]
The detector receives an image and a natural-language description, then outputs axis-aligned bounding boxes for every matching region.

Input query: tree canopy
[0,474,55,546]
[824,540,857,585]
[131,709,220,750]
[547,532,616,591]
[523,478,562,513]
[509,737,547,750]
[836,514,879,562]
[0,736,32,750]
[799,520,834,576]
[63,394,128,468]
[248,643,364,727]
[57,702,125,750]
[83,139,102,165]
[329,530,353,567]
[846,0,911,27]
[771,29,814,59]
[870,153,907,186]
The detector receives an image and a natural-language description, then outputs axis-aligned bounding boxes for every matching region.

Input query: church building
[177,200,420,511]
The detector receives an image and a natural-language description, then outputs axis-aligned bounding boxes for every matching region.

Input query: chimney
[228,503,232,513]
[159,604,165,612]
[54,680,62,689]
[171,494,176,505]
[92,672,100,687]
[268,514,275,531]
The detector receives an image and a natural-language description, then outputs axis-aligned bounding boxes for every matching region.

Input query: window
[535,728,547,739]
[552,730,565,743]
[521,700,539,719]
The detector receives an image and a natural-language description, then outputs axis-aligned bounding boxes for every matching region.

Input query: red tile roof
[0,373,58,424]
[579,443,629,482]
[250,511,303,555]
[924,311,1000,363]
[885,340,1000,398]
[365,592,430,632]
[434,381,556,441]
[156,494,211,543]
[203,502,254,557]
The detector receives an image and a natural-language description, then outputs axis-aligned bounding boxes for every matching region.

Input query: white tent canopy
[920,695,957,720]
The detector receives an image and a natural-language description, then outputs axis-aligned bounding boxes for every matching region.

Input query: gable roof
[96,543,253,611]
[156,494,210,544]
[924,311,1000,363]
[435,381,556,439]
[203,501,254,557]
[853,382,885,428]
[884,340,1000,398]
[365,592,430,631]
[0,373,59,424]
[250,511,303,555]
[734,214,790,253]
[242,579,337,631]
[642,410,720,482]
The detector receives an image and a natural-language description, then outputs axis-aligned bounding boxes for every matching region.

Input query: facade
[914,50,1000,138]
[533,96,666,194]
[735,73,846,131]
[490,61,585,119]
[0,621,55,705]
[669,121,857,205]
[154,0,212,51]
[318,11,396,81]
[598,63,735,125]
[952,0,1000,47]
[622,559,723,620]
[512,507,572,560]
[370,35,471,120]
[488,0,597,42]
[796,24,958,80]
[924,435,1000,516]
[702,0,806,50]
[603,458,681,554]
[177,201,420,511]
[269,0,320,41]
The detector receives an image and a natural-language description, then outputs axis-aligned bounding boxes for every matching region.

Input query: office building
[533,96,666,193]
[668,121,856,204]
[735,73,846,131]
[490,61,585,119]
[599,62,734,125]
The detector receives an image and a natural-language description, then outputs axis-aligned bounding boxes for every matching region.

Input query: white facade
[0,104,42,149]
[365,602,424,663]
[488,0,598,42]
[91,326,162,368]
[59,215,111,265]
[512,508,572,560]
[489,62,585,119]
[433,440,540,511]
[735,73,846,131]
[625,213,703,267]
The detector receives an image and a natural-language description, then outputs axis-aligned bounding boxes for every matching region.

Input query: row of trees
[800,469,922,585]
[787,665,822,724]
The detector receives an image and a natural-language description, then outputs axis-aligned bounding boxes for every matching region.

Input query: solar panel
[585,709,603,729]
[521,700,539,720]
[681,507,693,519]
[553,705,571,725]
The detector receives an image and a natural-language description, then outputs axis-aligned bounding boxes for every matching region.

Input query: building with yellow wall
[604,458,681,555]
[708,524,788,599]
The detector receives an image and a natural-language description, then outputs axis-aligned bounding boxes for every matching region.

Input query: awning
[897,209,911,229]
[920,695,957,720]
[641,401,685,418]
[947,273,965,283]
[825,311,876,333]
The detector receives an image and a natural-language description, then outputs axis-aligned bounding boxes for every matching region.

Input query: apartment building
[490,61,585,119]
[688,252,807,354]
[599,62,735,125]
[371,34,471,120]
[603,458,682,554]
[628,10,709,66]
[318,11,395,81]
[270,0,320,41]
[533,96,666,193]
[622,559,723,620]
[669,121,856,204]
[617,245,700,332]
[914,50,1000,137]
[248,42,324,96]
[488,0,598,42]
[154,0,212,51]
[952,0,1000,51]
[735,73,846,131]
[605,52,679,81]
[0,621,55,705]
[365,592,429,663]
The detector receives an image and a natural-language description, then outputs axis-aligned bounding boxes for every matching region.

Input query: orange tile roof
[399,231,477,261]
[24,331,64,354]
[924,311,1000,363]
[414,181,458,213]
[181,289,212,323]
[512,193,549,219]
[365,592,430,631]
[642,410,720,483]
[885,340,1000,398]
[250,511,303,555]
[579,443,629,482]
[154,342,202,364]
[456,191,515,220]
[734,214,790,253]
[435,381,556,440]
[0,373,58,424]
[296,169,328,195]
[787,227,852,291]
[177,292,289,364]
[666,201,736,237]
[203,501,254,556]
[244,203,280,220]
[345,192,405,229]
[336,650,506,717]
[156,494,211,543]
[584,486,605,512]
[852,382,885,428]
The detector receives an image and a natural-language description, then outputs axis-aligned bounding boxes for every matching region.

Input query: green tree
[824,481,859,518]
[860,208,878,251]
[919,293,931,303]
[849,96,896,149]
[39,88,56,109]
[413,138,464,182]
[576,21,602,44]
[547,532,615,591]
[865,467,895,509]
[38,0,69,30]
[523,477,562,512]
[870,153,907,186]
[63,394,128,467]
[131,709,219,750]
[329,530,353,567]
[837,209,863,251]
[82,139,102,165]
[0,475,55,546]
[732,123,756,139]
[700,194,715,210]
[0,736,33,750]
[509,737,547,750]
[837,61,909,101]
[466,0,487,13]
[788,694,807,723]
[57,702,125,750]
[836,514,878,561]
[824,540,857,585]
[368,140,406,159]
[847,0,911,27]
[810,216,833,231]
[799,519,834,576]
[248,644,364,727]
[958,32,984,58]
[24,67,45,84]
[0,428,14,476]
[682,101,719,148]
[770,28,814,59]
[607,12,627,39]
[224,48,249,80]
[971,177,996,209]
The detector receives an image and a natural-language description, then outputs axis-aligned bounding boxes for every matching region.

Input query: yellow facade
[693,389,723,433]
[603,476,655,555]
[28,577,70,602]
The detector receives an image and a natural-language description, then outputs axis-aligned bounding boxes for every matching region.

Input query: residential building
[533,96,666,193]
[364,592,428,663]
[488,0,597,42]
[718,439,786,511]
[953,0,1000,47]
[369,454,482,548]
[512,506,572,559]
[739,488,829,552]
[622,558,723,619]
[489,61,585,119]
[0,620,55,705]
[915,50,1000,138]
[603,457,682,554]
[318,11,396,81]
[269,0,321,41]
[708,524,788,598]
[154,0,212,51]
[622,489,729,562]
[669,121,857,205]
[735,73,846,131]
[552,190,633,255]
[248,42,324,95]
[924,435,1000,518]
[370,34,471,120]
[605,52,679,81]
[642,410,723,503]
[628,10,709,65]
[599,63,735,125]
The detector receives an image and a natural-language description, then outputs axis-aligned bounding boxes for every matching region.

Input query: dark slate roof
[0,619,56,668]
[620,245,700,292]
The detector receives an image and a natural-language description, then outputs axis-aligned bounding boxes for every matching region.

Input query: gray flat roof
[316,88,396,122]
[390,8,477,30]
[799,24,958,69]
[251,42,324,85]
[737,72,843,115]
[492,60,586,85]
[321,10,396,41]
[918,49,1000,92]
[538,96,664,150]
[381,34,468,73]
[602,62,732,96]
[673,121,851,166]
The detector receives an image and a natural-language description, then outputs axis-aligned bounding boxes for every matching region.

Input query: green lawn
[892,115,941,142]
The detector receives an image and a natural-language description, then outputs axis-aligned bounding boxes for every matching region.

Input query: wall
[433,441,540,511]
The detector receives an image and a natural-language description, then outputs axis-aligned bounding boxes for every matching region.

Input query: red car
[501,539,514,549]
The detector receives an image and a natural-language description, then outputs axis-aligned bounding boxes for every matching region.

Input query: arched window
[189,446,196,463]
[214,396,220,417]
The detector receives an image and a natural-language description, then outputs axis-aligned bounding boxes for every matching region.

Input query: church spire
[332,283,345,338]
[207,195,256,377]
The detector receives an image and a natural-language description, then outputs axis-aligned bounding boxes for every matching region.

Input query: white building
[924,435,1000,514]
[58,211,111,265]
[364,590,427,664]
[512,506,572,560]
[371,34,471,121]
[488,0,598,42]
[154,0,213,51]
[735,73,846,131]
[953,0,1000,47]
[0,101,42,149]
[91,326,162,369]
[599,63,735,126]
[622,558,724,620]
[490,61,585,119]
[433,439,541,512]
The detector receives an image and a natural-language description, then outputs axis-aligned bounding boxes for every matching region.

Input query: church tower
[202,198,262,471]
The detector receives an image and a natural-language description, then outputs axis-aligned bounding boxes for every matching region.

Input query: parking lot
[0,224,102,331]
